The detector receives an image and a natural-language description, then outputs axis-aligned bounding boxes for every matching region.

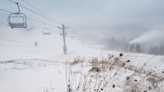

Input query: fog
[0,0,164,55]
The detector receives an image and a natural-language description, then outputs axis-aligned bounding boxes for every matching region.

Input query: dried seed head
[113,85,115,88]
[126,60,130,62]
[162,71,164,73]
[144,63,146,66]
[148,87,152,90]
[135,79,137,82]
[96,69,99,72]
[77,86,79,90]
[120,53,123,56]
[126,76,130,80]
[123,63,125,66]
[101,88,103,90]
[68,88,71,91]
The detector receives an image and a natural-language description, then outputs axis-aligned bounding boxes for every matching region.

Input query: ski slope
[0,29,164,92]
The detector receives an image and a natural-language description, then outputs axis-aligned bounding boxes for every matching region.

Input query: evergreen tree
[129,44,135,52]
[135,43,141,53]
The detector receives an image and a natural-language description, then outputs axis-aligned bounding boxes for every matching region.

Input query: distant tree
[135,43,141,53]
[110,37,115,49]
[124,42,128,52]
[148,46,153,54]
[148,46,160,55]
[160,45,164,55]
[129,44,135,52]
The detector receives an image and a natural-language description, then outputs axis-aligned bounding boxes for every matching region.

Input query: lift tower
[58,24,69,54]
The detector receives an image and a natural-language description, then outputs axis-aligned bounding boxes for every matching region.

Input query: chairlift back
[43,24,51,35]
[71,30,76,38]
[71,34,76,38]
[43,28,51,35]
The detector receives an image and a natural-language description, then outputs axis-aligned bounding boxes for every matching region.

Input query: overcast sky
[0,0,164,39]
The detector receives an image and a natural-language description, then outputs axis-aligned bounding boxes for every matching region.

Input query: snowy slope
[0,28,164,92]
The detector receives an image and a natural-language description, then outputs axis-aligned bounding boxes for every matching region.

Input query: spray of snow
[130,25,164,46]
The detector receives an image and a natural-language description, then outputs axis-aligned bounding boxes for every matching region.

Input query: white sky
[0,0,164,39]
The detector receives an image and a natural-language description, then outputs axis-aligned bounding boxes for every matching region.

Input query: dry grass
[70,57,86,65]
[91,58,99,67]
[65,53,164,92]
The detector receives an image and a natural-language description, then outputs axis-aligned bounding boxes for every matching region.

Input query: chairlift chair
[71,34,76,38]
[43,24,51,35]
[71,30,76,38]
[7,1,27,28]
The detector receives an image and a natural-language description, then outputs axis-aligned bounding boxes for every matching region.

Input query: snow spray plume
[130,25,164,46]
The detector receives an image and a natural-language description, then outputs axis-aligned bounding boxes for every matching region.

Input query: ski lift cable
[0,8,57,27]
[27,17,57,27]
[22,0,62,25]
[9,0,61,25]
[0,9,12,13]
[1,1,77,31]
[21,0,77,32]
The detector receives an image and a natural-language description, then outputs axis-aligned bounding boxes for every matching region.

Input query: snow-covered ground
[0,28,164,92]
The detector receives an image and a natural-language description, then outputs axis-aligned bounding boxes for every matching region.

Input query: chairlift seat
[43,32,51,35]
[9,23,27,28]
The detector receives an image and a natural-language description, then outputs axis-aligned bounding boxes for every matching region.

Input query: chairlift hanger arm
[9,0,20,14]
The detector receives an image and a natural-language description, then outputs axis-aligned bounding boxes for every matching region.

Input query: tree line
[82,34,164,55]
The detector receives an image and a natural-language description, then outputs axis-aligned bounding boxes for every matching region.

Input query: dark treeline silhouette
[148,45,164,55]
[81,33,164,55]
